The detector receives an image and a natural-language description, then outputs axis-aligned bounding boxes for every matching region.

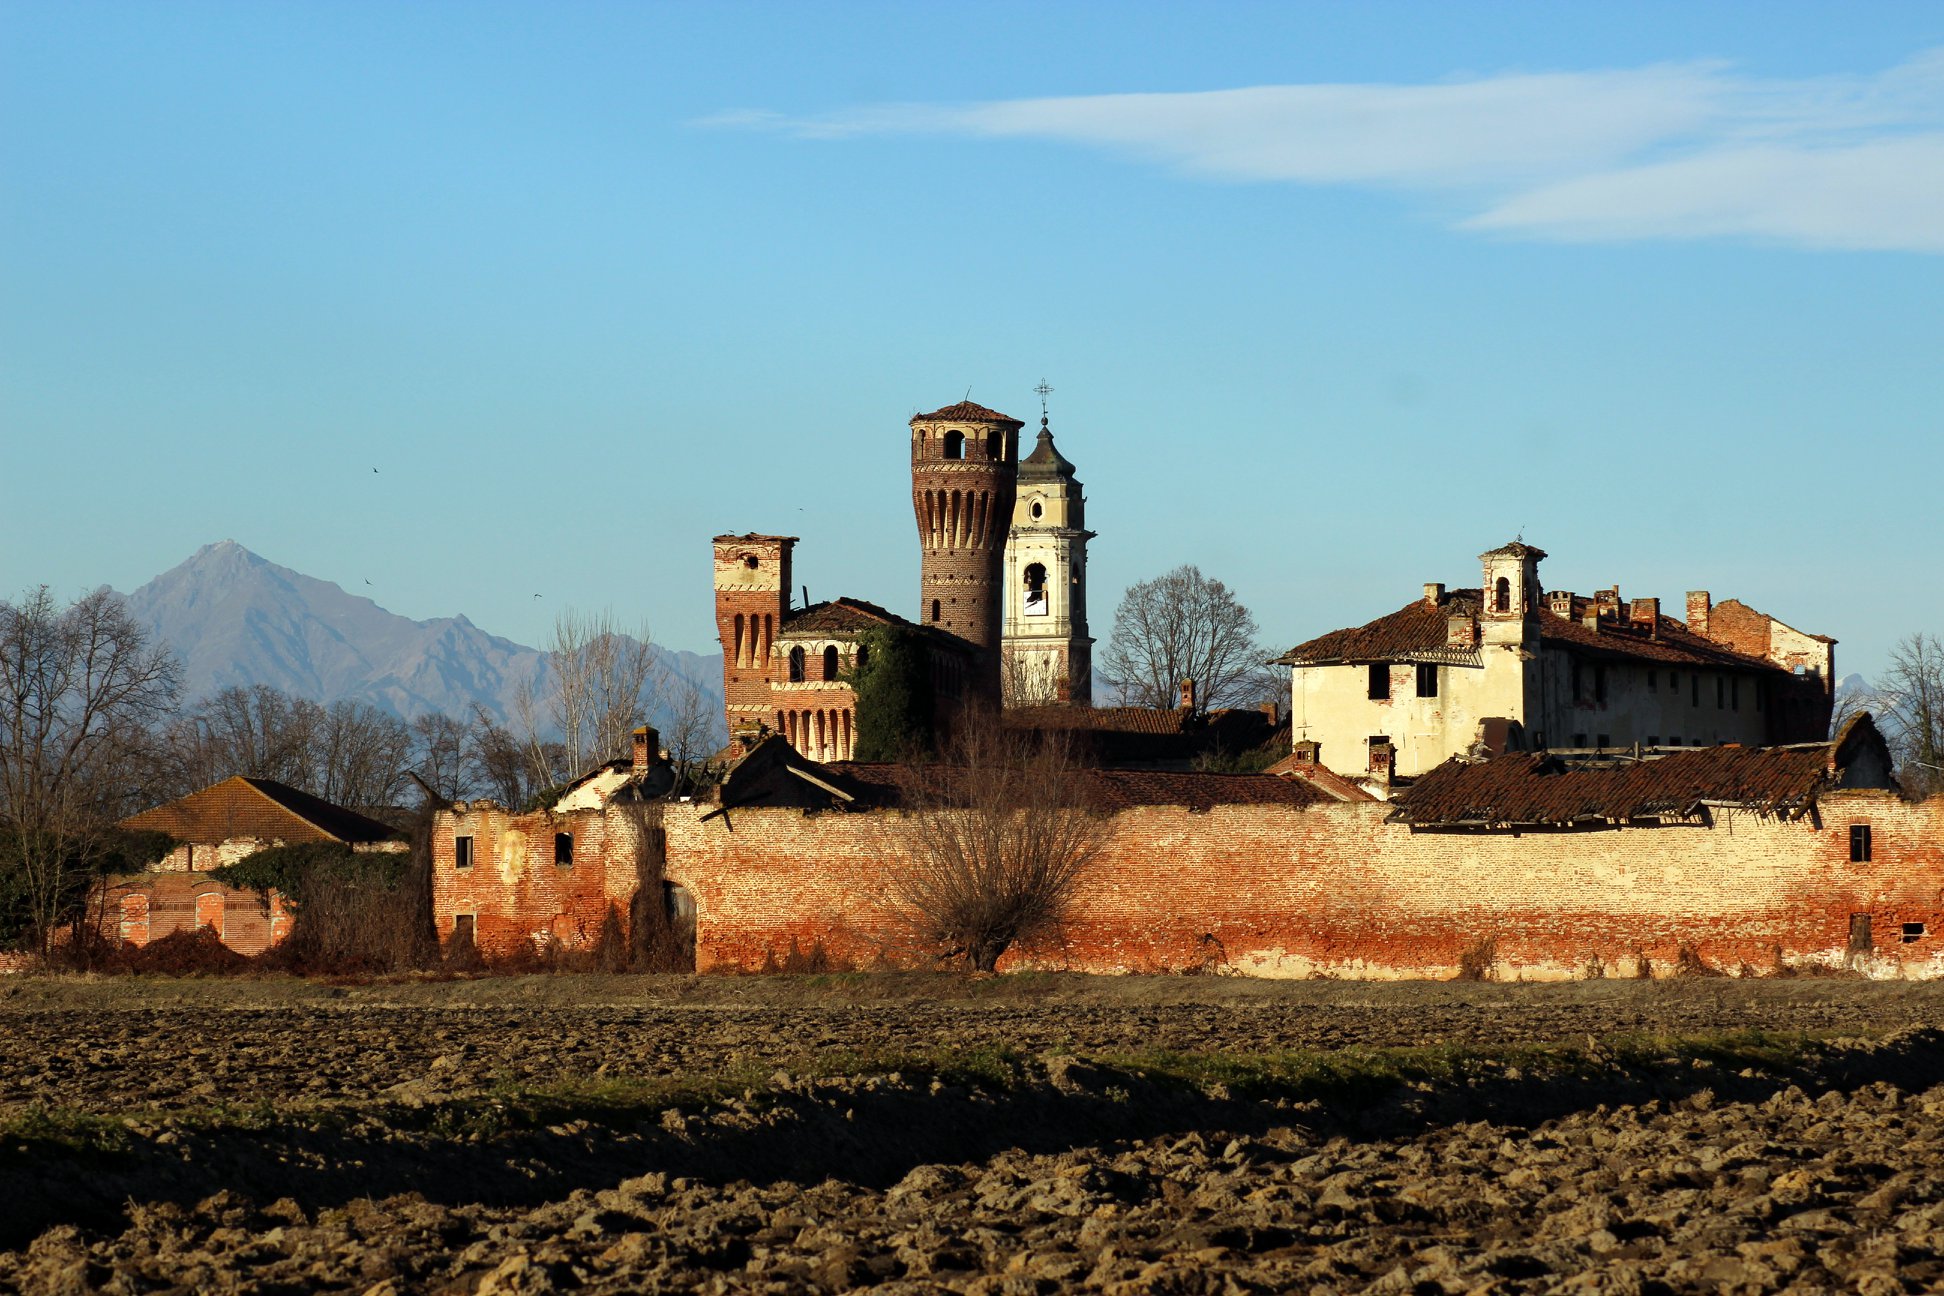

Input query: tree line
[0,587,711,951]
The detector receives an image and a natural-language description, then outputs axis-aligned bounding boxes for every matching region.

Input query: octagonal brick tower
[910,399,1022,704]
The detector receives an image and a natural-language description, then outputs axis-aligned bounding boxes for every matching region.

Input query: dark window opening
[943,430,964,460]
[855,645,869,674]
[822,645,839,681]
[1647,669,1657,692]
[1904,922,1927,944]
[1647,735,1660,747]
[1851,823,1873,863]
[554,832,573,866]
[985,430,1002,460]
[1494,576,1511,613]
[741,554,759,570]
[788,646,806,682]
[1368,663,1391,700]
[931,599,941,623]
[1572,732,1588,747]
[452,914,475,948]
[1669,734,1680,745]
[1416,663,1438,698]
[1596,733,1610,749]
[454,836,473,870]
[1669,671,1678,690]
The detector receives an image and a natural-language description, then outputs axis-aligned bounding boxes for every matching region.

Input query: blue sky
[3,2,1940,684]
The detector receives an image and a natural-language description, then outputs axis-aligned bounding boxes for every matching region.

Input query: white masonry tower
[1001,382,1095,706]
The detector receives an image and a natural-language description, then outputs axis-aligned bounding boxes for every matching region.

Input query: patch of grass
[0,1104,137,1160]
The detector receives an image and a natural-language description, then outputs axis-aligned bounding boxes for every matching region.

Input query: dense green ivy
[848,625,936,762]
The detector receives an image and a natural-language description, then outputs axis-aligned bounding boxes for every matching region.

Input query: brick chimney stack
[1423,582,1444,607]
[632,726,659,771]
[1630,597,1660,627]
[1179,678,1197,712]
[1687,591,1712,638]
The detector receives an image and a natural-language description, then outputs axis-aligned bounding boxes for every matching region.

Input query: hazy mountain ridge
[120,541,724,739]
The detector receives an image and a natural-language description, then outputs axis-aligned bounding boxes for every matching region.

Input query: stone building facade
[1276,540,1836,783]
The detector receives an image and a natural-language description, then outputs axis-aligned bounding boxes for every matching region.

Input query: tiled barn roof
[120,776,401,845]
[1004,705,1195,735]
[1277,589,1788,675]
[1390,744,1836,828]
[783,597,916,635]
[911,400,1024,426]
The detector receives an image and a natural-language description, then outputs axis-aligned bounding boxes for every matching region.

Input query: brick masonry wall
[431,802,651,955]
[97,873,292,956]
[650,792,1944,980]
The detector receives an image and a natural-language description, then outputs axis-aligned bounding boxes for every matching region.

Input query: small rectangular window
[1668,734,1680,746]
[1416,663,1438,698]
[1647,735,1659,747]
[1572,732,1588,747]
[555,832,573,866]
[1851,824,1873,863]
[1368,663,1391,700]
[454,836,474,870]
[1902,922,1926,944]
[452,913,475,948]
[1596,733,1610,749]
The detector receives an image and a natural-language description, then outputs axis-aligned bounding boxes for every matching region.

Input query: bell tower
[910,399,1021,704]
[1479,540,1545,648]
[1002,383,1094,705]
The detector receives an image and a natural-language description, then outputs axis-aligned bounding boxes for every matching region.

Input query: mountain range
[120,541,724,740]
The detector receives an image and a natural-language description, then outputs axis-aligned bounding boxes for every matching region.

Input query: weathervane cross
[1034,378,1053,422]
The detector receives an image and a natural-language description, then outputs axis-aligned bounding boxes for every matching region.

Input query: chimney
[1179,679,1197,712]
[632,725,659,771]
[1548,590,1574,617]
[1292,739,1321,767]
[1630,597,1660,627]
[1595,586,1621,614]
[1368,737,1396,779]
[1687,591,1712,638]
[1447,612,1478,649]
[1581,608,1602,632]
[1423,582,1445,607]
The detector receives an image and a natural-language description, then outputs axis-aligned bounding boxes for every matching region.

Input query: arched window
[855,644,869,674]
[822,645,839,681]
[1494,576,1511,613]
[788,646,805,682]
[931,598,941,623]
[943,430,964,460]
[1023,562,1048,616]
[986,430,1002,460]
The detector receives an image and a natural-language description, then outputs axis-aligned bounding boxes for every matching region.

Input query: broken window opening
[1903,922,1926,944]
[1851,823,1873,863]
[1368,663,1391,700]
[452,914,475,948]
[1849,913,1873,955]
[741,554,759,570]
[1023,562,1048,617]
[822,645,839,681]
[554,832,573,866]
[454,836,474,870]
[1415,663,1437,698]
[943,431,964,460]
[788,646,806,682]
[986,430,1002,460]
[1596,733,1609,749]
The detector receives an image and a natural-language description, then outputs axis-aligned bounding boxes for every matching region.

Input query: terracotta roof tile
[783,597,916,635]
[1390,745,1835,827]
[911,400,1023,426]
[1277,590,1479,664]
[120,776,401,845]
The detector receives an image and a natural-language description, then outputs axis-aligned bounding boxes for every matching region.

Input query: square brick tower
[910,400,1021,706]
[713,533,796,745]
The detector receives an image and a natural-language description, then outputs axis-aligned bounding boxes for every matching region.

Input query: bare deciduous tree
[410,712,473,801]
[0,588,179,951]
[156,685,412,810]
[1877,632,1944,799]
[658,670,722,789]
[519,609,662,789]
[885,723,1106,973]
[1100,564,1277,713]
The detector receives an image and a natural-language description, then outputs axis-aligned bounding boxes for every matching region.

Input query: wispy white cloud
[706,51,1944,253]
